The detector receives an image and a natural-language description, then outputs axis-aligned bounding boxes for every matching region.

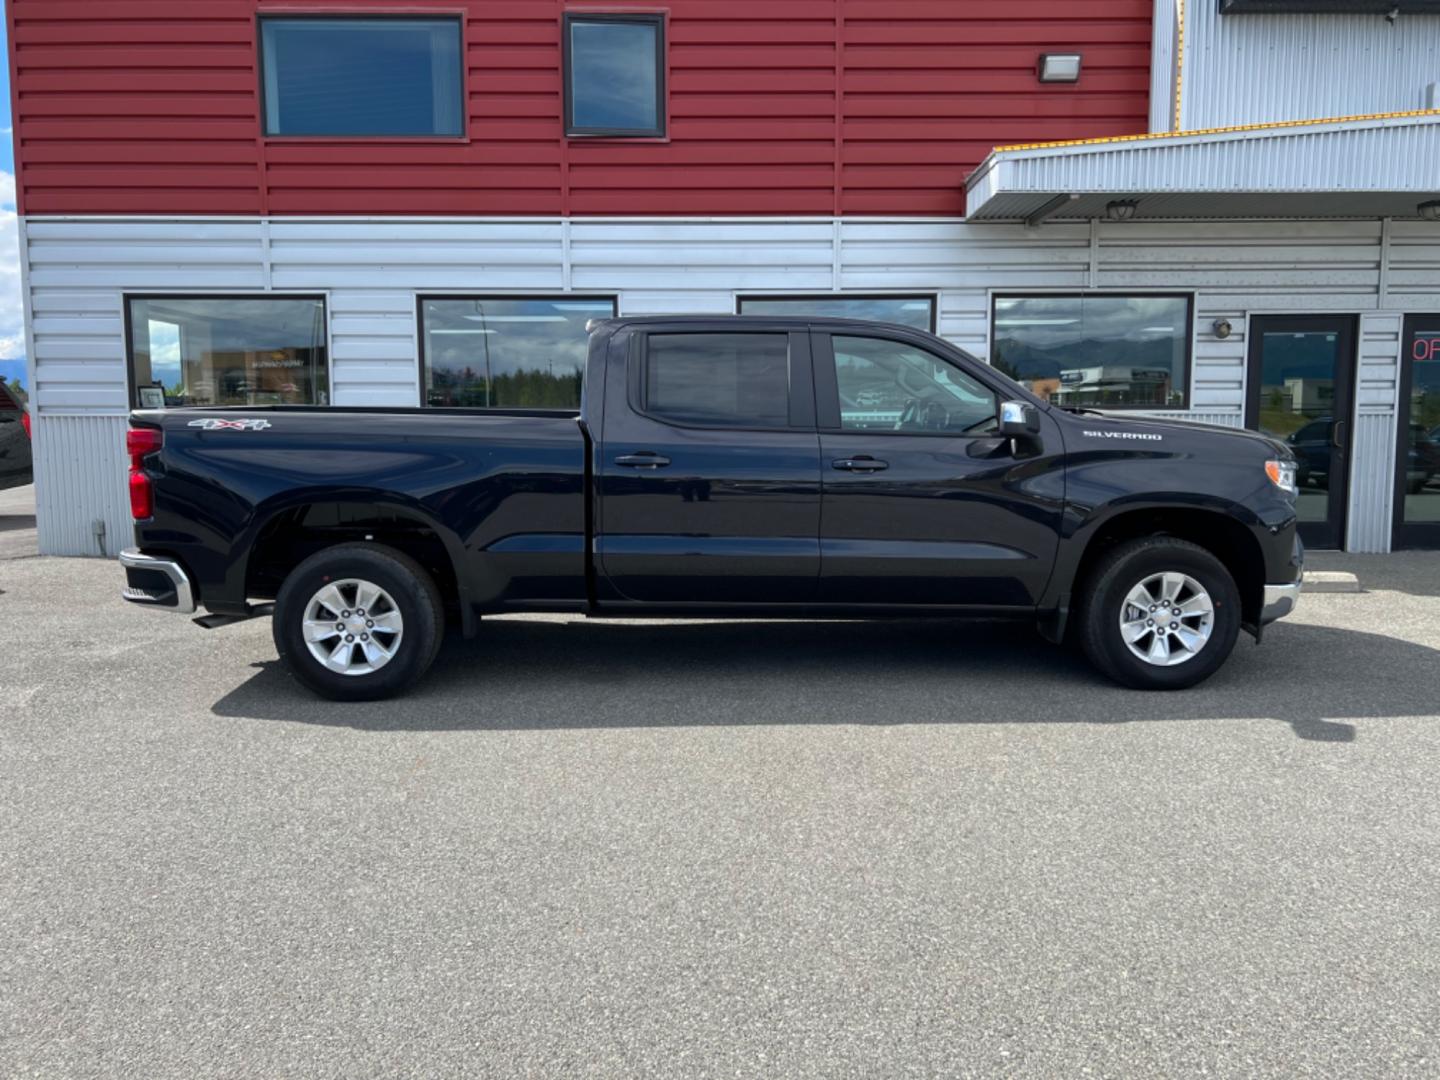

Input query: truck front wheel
[272,543,445,701]
[1078,537,1241,690]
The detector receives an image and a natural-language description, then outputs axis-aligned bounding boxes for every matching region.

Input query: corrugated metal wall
[24,215,1436,555]
[1179,4,1440,129]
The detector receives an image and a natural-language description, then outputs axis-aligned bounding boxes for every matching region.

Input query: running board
[193,603,274,629]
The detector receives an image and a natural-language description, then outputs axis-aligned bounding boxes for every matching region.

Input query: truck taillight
[127,426,163,520]
[21,411,31,440]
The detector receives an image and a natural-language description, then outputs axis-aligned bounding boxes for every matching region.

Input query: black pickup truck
[120,316,1303,700]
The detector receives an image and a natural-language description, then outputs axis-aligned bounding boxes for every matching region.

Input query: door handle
[832,456,889,472]
[1332,420,1346,450]
[616,452,671,469]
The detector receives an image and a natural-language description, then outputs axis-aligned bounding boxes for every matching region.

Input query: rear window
[644,333,790,428]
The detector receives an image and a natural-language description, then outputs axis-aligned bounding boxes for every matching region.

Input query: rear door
[813,329,1065,608]
[595,325,822,605]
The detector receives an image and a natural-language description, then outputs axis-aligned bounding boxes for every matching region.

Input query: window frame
[1391,313,1440,550]
[736,293,939,334]
[562,12,668,139]
[416,293,618,410]
[989,291,1195,412]
[257,13,468,142]
[630,327,815,433]
[122,292,332,410]
[812,329,1005,439]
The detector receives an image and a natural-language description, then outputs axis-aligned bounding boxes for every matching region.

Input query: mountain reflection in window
[992,295,1192,410]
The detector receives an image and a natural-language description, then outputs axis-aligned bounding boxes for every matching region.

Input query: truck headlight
[1265,459,1297,494]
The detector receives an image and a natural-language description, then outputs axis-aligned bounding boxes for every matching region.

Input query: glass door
[1246,316,1357,550]
[1393,315,1440,549]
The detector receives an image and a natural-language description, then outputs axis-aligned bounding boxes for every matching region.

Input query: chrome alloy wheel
[301,578,404,676]
[1118,571,1215,668]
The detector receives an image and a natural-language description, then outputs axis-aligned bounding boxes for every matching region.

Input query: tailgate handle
[616,452,671,469]
[832,456,889,472]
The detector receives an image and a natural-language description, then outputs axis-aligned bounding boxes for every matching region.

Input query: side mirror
[999,400,1041,438]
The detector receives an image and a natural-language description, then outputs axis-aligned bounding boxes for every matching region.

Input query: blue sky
[0,2,23,391]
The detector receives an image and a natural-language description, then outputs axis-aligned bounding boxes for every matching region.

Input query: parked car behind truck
[120,316,1304,700]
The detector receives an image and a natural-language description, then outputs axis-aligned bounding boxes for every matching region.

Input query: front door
[812,330,1064,608]
[1393,315,1440,549]
[596,326,822,605]
[1246,315,1357,550]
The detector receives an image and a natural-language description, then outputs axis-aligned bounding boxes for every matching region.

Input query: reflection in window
[127,297,328,408]
[992,295,1191,409]
[565,15,664,136]
[420,297,616,408]
[1402,320,1440,522]
[832,336,995,433]
[261,18,463,136]
[739,295,934,331]
[646,333,790,428]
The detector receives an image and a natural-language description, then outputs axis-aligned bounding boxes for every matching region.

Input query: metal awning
[965,112,1440,222]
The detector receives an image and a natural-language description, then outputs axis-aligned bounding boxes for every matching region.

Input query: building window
[991,295,1192,409]
[738,295,936,332]
[564,14,665,137]
[126,296,328,408]
[260,18,464,137]
[643,333,791,429]
[419,297,617,408]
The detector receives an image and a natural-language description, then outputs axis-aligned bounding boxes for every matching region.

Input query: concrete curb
[1303,570,1362,593]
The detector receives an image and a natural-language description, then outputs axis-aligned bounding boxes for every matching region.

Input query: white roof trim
[966,113,1440,221]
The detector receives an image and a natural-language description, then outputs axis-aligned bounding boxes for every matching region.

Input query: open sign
[1415,334,1440,363]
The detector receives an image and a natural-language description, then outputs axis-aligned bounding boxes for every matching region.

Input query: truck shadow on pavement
[211,617,1440,743]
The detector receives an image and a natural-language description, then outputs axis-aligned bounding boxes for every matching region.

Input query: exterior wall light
[1212,318,1234,340]
[1420,200,1440,222]
[1038,54,1082,83]
[1106,199,1139,222]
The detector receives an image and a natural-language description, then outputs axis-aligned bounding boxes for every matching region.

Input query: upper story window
[991,295,1193,410]
[260,18,464,137]
[564,14,666,138]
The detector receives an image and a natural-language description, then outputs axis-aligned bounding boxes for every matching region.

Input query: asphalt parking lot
[3,540,1440,1077]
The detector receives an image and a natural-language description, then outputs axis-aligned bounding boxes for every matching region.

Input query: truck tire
[1077,537,1241,691]
[272,543,446,701]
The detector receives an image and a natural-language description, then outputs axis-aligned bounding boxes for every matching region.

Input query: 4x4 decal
[187,418,272,432]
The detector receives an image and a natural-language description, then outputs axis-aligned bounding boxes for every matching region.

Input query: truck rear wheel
[272,543,445,701]
[1078,537,1241,691]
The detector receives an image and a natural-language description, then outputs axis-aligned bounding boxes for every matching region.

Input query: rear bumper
[119,548,196,615]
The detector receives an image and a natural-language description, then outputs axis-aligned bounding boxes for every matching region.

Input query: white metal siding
[1180,4,1440,129]
[20,215,1440,555]
[1348,313,1405,552]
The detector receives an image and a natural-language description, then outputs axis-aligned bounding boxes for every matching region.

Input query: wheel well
[246,503,460,623]
[1073,508,1266,627]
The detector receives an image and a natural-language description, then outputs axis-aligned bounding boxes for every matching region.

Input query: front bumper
[1260,581,1301,625]
[119,548,196,615]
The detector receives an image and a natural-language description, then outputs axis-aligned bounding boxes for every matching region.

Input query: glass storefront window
[127,296,328,408]
[738,295,935,331]
[419,297,617,408]
[991,295,1192,409]
[1399,316,1440,531]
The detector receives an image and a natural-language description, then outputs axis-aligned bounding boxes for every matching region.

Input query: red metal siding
[7,0,1152,217]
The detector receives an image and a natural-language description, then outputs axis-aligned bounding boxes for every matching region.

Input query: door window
[830,335,996,434]
[643,333,791,429]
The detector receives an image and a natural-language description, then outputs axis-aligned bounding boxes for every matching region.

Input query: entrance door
[1393,315,1440,549]
[1246,316,1357,550]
